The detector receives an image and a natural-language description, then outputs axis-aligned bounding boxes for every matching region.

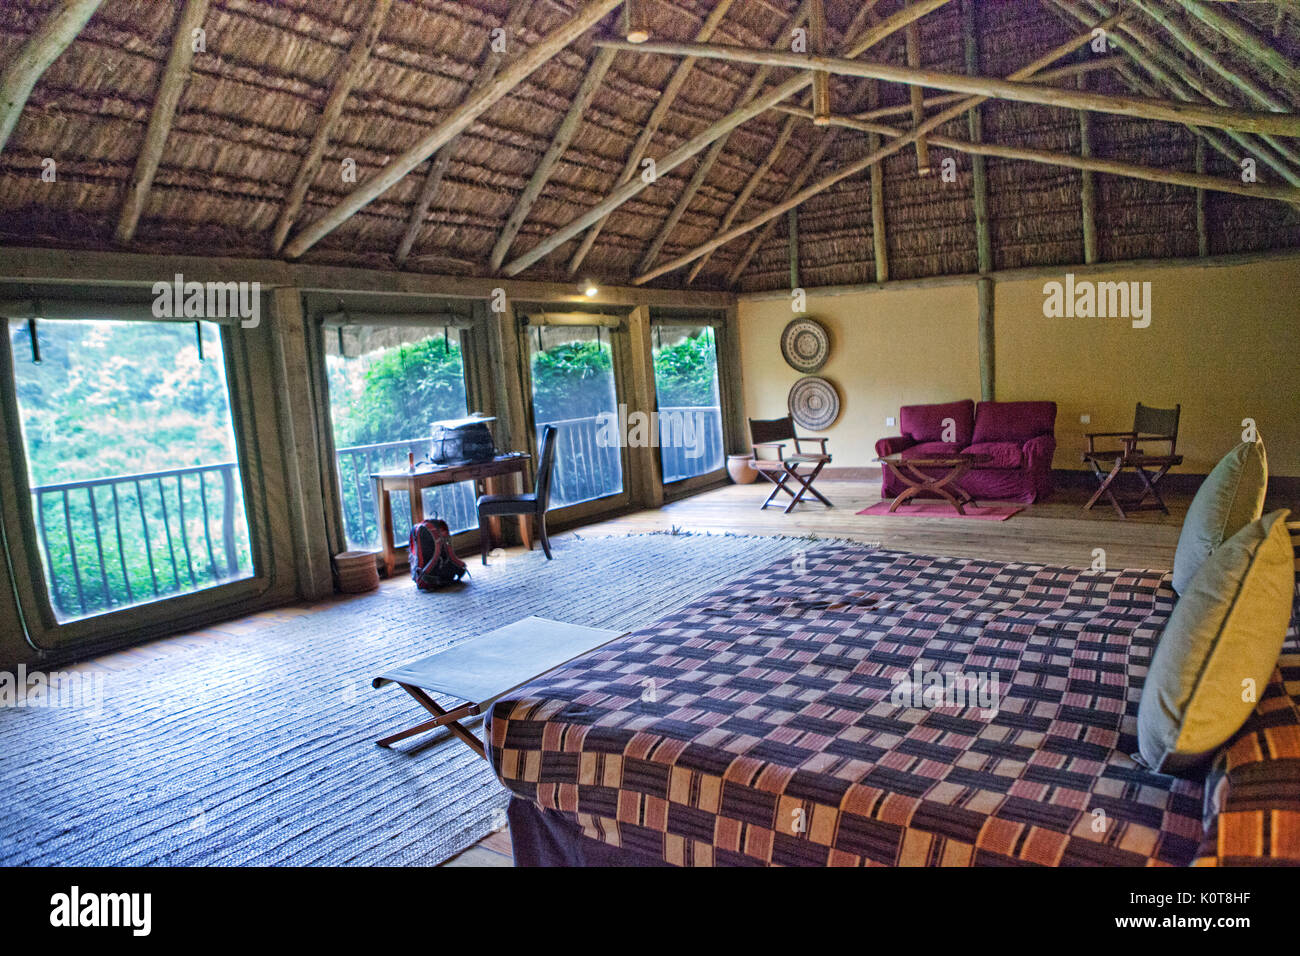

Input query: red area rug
[856,501,1023,521]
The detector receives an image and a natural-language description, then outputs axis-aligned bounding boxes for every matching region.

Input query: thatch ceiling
[0,0,1297,292]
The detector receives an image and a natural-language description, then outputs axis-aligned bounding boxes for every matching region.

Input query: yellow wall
[738,283,981,468]
[737,257,1300,476]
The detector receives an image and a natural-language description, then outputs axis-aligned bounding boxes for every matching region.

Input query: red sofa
[875,399,1057,503]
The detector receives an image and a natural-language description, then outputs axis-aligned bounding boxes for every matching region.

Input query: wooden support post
[810,0,831,125]
[619,305,663,510]
[977,277,994,402]
[787,208,800,289]
[0,0,104,156]
[963,0,991,275]
[281,0,624,260]
[115,0,210,244]
[1078,74,1098,265]
[268,287,334,600]
[905,17,931,175]
[1195,137,1208,257]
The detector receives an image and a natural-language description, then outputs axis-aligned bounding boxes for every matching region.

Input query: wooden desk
[371,453,530,576]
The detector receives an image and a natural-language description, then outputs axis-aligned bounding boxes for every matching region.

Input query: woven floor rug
[0,533,809,866]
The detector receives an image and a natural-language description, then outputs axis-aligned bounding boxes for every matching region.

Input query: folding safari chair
[1082,403,1183,517]
[749,415,833,514]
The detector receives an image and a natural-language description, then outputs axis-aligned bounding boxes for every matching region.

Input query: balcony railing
[334,438,477,550]
[30,462,251,620]
[657,405,724,483]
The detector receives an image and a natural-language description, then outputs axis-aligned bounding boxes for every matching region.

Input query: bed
[487,543,1300,867]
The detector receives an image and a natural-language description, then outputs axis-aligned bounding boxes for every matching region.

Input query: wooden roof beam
[0,0,103,156]
[115,0,210,244]
[565,0,736,277]
[778,106,1300,204]
[553,0,954,278]
[1052,0,1300,186]
[272,0,394,254]
[596,38,1300,138]
[632,10,1126,286]
[281,0,624,261]
[1175,0,1300,92]
[635,0,812,277]
[395,0,532,267]
[489,46,616,272]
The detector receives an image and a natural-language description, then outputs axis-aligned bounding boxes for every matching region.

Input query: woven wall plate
[788,376,840,431]
[780,317,830,373]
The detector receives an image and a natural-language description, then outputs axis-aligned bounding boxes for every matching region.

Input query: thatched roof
[0,0,1297,293]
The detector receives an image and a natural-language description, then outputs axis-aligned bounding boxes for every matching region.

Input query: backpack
[409,518,468,590]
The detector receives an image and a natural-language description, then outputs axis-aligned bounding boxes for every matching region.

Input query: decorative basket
[335,551,380,593]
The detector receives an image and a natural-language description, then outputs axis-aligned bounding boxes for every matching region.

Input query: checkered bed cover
[487,544,1296,867]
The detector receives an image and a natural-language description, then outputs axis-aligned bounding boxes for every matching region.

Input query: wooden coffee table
[876,452,991,515]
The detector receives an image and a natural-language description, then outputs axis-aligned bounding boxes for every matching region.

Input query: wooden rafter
[272,0,393,254]
[508,0,954,280]
[395,0,532,267]
[1051,0,1300,186]
[488,46,616,272]
[502,72,809,276]
[0,0,104,155]
[599,38,1300,137]
[633,11,1126,286]
[1129,0,1300,173]
[904,15,931,174]
[115,0,210,244]
[1175,0,1300,91]
[565,0,736,276]
[281,0,623,261]
[717,1,960,287]
[868,81,889,282]
[962,0,990,275]
[636,0,811,277]
[778,105,1300,203]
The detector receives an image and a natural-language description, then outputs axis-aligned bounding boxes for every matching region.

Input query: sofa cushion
[900,400,974,445]
[899,441,965,459]
[1137,509,1295,775]
[1172,439,1268,595]
[971,401,1056,444]
[963,441,1023,469]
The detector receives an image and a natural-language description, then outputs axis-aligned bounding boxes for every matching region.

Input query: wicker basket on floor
[335,551,380,593]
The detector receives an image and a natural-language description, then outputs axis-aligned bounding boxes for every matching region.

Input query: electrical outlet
[886,416,896,427]
[1080,414,1091,425]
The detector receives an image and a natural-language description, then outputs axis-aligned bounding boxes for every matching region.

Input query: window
[324,325,476,548]
[527,325,623,508]
[7,319,253,622]
[652,324,724,483]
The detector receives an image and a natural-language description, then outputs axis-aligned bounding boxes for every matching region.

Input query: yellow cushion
[1138,509,1295,775]
[1171,440,1267,595]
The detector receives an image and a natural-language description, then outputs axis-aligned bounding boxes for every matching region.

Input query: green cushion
[1138,509,1295,775]
[1171,440,1267,595]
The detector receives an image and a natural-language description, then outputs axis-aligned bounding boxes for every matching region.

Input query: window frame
[0,312,279,656]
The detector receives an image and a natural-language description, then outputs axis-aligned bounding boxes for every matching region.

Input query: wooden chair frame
[749,416,833,514]
[1082,403,1183,518]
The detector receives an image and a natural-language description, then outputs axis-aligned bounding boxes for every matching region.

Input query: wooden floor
[56,474,1277,867]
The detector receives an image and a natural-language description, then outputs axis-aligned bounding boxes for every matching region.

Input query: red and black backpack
[409,518,468,590]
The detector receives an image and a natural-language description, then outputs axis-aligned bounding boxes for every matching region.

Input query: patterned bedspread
[487,544,1296,867]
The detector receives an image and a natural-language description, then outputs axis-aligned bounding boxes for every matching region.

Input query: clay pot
[727,454,758,484]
